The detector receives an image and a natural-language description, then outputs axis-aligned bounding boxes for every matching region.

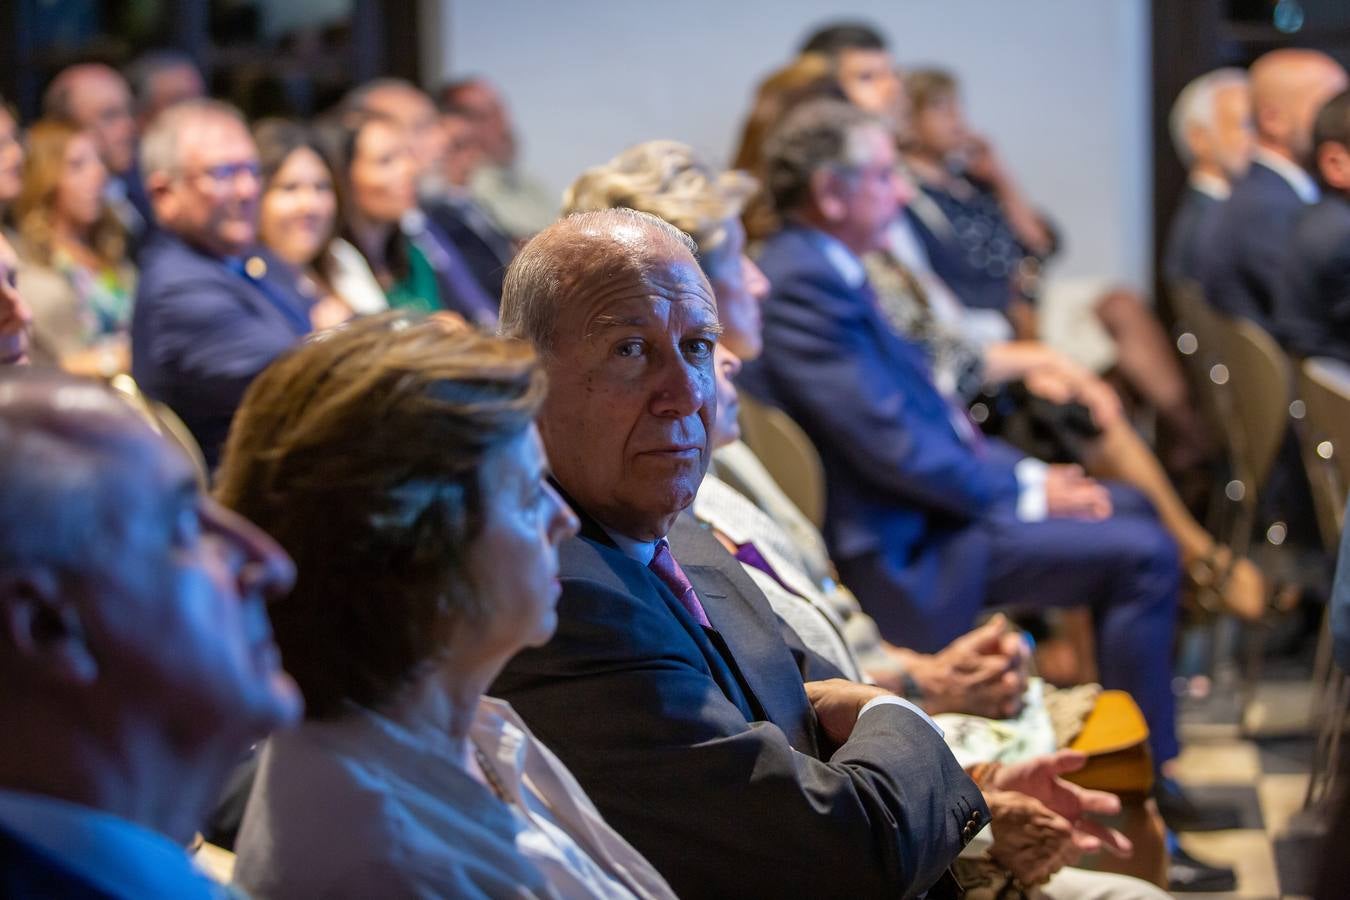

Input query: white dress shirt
[1188,170,1231,201]
[0,789,226,899]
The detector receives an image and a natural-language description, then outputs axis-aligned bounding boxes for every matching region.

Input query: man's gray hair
[762,98,883,215]
[140,98,248,179]
[1169,68,1249,165]
[500,208,696,355]
[0,371,144,573]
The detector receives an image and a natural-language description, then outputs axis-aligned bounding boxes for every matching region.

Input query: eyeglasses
[180,161,263,189]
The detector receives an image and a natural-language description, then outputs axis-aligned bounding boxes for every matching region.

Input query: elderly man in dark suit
[489,207,986,898]
[490,206,1149,897]
[1164,68,1253,284]
[0,368,301,897]
[1201,49,1346,325]
[1274,89,1350,363]
[132,99,312,468]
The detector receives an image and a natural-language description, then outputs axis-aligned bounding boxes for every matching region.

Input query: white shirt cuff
[1013,457,1049,522]
[859,695,944,737]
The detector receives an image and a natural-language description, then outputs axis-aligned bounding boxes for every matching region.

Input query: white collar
[804,229,868,289]
[1188,170,1231,201]
[601,527,660,566]
[1253,147,1319,204]
[0,789,222,899]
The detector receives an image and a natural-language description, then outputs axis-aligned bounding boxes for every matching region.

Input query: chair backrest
[1168,280,1232,446]
[109,374,210,487]
[1210,314,1293,492]
[737,393,827,529]
[1299,357,1350,543]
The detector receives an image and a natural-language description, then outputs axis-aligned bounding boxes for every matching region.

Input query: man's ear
[0,569,98,686]
[1317,141,1350,192]
[1254,102,1287,147]
[809,169,845,223]
[143,170,175,221]
[1185,122,1212,168]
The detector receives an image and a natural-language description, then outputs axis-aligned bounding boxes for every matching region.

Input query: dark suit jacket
[131,232,311,468]
[0,825,116,899]
[491,504,986,899]
[1202,159,1309,327]
[425,196,515,300]
[751,225,1020,621]
[1273,193,1350,363]
[1164,184,1224,284]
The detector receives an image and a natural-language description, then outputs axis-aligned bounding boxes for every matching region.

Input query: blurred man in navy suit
[132,99,312,468]
[750,104,1244,881]
[1164,68,1253,284]
[1201,49,1345,326]
[1274,89,1350,363]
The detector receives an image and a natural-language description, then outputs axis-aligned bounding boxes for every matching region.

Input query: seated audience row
[6,17,1333,898]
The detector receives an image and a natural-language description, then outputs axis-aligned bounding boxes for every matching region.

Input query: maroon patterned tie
[649,539,712,628]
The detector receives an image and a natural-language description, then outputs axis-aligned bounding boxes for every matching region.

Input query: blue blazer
[1164,185,1224,284]
[131,232,311,468]
[0,825,116,899]
[492,503,984,898]
[1273,193,1350,364]
[751,226,1022,619]
[1201,160,1307,326]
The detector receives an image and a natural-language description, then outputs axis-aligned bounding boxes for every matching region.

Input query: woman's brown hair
[729,54,848,241]
[215,312,547,719]
[14,119,126,266]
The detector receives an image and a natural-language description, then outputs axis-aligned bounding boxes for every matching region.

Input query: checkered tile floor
[1165,670,1328,899]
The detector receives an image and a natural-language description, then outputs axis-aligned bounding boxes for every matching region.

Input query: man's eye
[684,339,714,360]
[615,340,644,358]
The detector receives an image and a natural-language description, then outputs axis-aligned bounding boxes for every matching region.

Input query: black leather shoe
[1155,776,1244,831]
[1168,846,1238,892]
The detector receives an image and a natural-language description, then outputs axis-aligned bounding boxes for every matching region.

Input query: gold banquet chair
[1296,357,1350,806]
[736,392,827,531]
[108,374,210,488]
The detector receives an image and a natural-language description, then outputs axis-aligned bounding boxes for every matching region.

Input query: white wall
[434,0,1151,284]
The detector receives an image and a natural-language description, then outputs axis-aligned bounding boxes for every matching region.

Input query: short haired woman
[218,314,676,900]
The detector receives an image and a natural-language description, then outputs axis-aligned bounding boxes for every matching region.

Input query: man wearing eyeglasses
[132,99,312,470]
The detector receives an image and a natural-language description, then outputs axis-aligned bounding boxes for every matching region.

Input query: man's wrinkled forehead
[0,380,184,487]
[568,241,717,334]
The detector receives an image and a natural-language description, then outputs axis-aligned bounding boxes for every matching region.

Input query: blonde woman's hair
[14,119,125,267]
[562,140,756,266]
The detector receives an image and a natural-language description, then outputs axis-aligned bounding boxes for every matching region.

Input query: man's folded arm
[491,577,985,899]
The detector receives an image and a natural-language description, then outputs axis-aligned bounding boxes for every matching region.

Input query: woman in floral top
[14,119,134,376]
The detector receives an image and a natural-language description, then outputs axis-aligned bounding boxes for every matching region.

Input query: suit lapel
[557,486,760,722]
[669,514,819,754]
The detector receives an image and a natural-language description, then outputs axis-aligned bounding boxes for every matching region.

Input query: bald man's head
[501,208,720,539]
[43,63,137,174]
[0,371,160,574]
[499,208,701,355]
[1250,49,1348,165]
